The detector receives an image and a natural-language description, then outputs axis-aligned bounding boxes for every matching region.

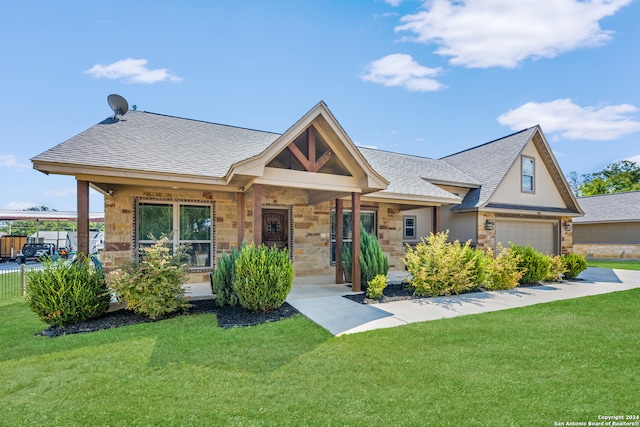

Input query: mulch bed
[39,299,300,338]
[344,281,552,305]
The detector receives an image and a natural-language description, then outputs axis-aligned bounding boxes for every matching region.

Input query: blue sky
[2,0,639,213]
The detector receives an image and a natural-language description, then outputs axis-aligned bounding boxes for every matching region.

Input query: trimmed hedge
[233,244,294,313]
[26,256,110,327]
[562,253,587,279]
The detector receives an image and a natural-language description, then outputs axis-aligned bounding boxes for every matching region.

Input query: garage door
[495,220,558,255]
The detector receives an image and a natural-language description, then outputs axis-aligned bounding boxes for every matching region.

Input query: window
[137,201,213,269]
[522,156,535,192]
[330,209,376,263]
[403,215,417,240]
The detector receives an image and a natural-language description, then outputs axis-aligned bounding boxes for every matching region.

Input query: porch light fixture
[485,219,494,230]
[564,222,572,232]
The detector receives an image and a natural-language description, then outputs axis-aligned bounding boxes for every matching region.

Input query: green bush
[213,246,241,307]
[546,255,567,282]
[403,231,484,297]
[25,256,110,327]
[233,243,294,313]
[484,245,524,291]
[366,274,388,299]
[562,253,587,279]
[107,237,191,319]
[359,227,390,289]
[342,243,352,282]
[510,245,552,284]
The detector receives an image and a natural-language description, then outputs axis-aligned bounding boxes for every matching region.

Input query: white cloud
[0,154,29,170]
[497,98,640,141]
[43,187,77,198]
[396,0,631,68]
[84,58,182,84]
[626,155,640,164]
[361,53,444,91]
[5,201,37,210]
[384,0,403,6]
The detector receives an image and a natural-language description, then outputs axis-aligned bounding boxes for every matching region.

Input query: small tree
[359,226,390,289]
[212,246,241,307]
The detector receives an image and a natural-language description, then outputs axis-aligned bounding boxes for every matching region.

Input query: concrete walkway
[285,267,640,336]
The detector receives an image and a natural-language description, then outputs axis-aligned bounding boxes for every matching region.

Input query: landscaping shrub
[403,231,484,297]
[342,243,352,282]
[546,255,567,282]
[233,243,294,313]
[359,227,390,289]
[26,256,110,327]
[562,253,587,279]
[212,246,240,307]
[107,237,191,319]
[510,245,552,284]
[484,245,524,291]
[366,274,388,299]
[341,227,389,288]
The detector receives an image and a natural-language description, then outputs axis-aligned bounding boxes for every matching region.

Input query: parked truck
[0,235,27,262]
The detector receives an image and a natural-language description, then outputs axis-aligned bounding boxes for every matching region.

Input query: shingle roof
[575,191,640,223]
[358,148,479,201]
[441,127,538,210]
[32,111,280,178]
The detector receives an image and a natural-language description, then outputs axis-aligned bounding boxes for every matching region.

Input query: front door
[262,209,289,250]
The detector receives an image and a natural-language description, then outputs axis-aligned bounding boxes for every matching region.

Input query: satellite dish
[107,94,129,120]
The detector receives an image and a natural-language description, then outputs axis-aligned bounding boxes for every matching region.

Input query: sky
[2,0,639,213]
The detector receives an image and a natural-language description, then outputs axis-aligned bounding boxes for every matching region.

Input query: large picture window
[137,201,213,269]
[330,209,376,263]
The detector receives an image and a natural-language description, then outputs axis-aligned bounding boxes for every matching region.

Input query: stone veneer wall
[574,244,640,260]
[476,212,493,251]
[101,185,405,281]
[560,216,573,255]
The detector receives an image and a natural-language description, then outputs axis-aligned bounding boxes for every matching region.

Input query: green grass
[0,271,22,298]
[587,259,640,270]
[1,291,638,426]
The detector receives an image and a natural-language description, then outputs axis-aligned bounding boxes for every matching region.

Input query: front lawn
[1,290,638,426]
[587,259,640,270]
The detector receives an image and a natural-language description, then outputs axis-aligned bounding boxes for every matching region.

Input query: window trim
[133,198,215,272]
[403,215,417,241]
[521,155,535,193]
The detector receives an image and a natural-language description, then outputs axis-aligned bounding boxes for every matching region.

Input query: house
[573,191,640,259]
[31,101,582,290]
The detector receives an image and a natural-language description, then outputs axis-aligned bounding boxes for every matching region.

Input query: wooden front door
[262,209,289,250]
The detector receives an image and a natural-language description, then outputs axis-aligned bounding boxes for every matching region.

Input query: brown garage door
[495,220,558,255]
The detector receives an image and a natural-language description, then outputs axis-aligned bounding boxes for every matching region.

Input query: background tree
[568,160,640,197]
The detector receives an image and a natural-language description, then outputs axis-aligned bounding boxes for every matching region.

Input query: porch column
[433,206,441,233]
[351,192,361,292]
[77,179,90,257]
[236,191,245,248]
[253,184,263,245]
[335,198,344,284]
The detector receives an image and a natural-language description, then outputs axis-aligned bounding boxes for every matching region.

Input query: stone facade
[101,184,405,282]
[560,216,573,255]
[574,243,640,260]
[476,211,493,251]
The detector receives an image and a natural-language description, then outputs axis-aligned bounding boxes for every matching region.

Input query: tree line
[567,160,640,197]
